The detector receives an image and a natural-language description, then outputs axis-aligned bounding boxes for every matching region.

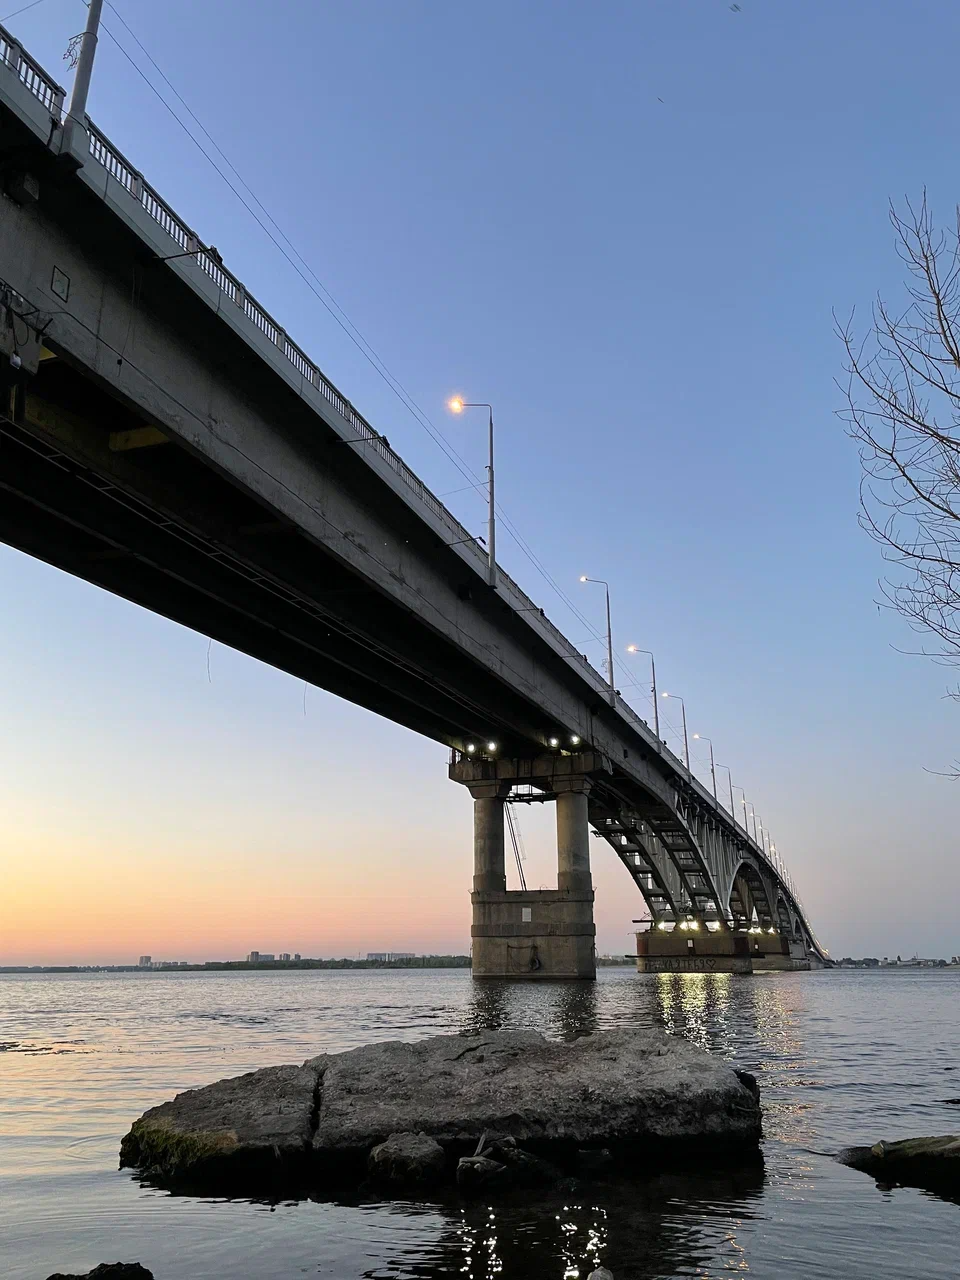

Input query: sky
[2,0,959,964]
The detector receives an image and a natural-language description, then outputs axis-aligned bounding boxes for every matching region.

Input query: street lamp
[732,784,749,831]
[661,692,690,774]
[626,645,659,740]
[749,807,759,843]
[448,397,496,587]
[692,734,717,799]
[579,576,616,707]
[716,763,736,821]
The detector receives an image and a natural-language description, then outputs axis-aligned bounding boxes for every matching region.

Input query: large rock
[120,1029,760,1191]
[119,1062,321,1186]
[839,1134,960,1191]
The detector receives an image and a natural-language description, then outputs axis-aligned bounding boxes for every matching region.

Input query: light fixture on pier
[486,741,498,753]
[465,743,476,754]
[548,736,560,748]
[570,734,581,746]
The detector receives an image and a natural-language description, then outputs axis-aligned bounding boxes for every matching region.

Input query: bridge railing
[0,23,822,954]
[79,122,634,712]
[0,22,65,117]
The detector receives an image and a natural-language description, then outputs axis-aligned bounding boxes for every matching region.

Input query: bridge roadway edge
[0,59,826,960]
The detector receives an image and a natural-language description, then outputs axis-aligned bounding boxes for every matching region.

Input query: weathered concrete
[457,756,598,979]
[634,929,811,974]
[838,1134,960,1192]
[119,1062,321,1185]
[636,929,752,974]
[471,787,508,894]
[120,1029,761,1192]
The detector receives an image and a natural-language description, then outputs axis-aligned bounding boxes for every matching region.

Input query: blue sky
[3,0,959,961]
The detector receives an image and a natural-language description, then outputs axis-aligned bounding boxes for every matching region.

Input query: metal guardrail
[0,22,822,954]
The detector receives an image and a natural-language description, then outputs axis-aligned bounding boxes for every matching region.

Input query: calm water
[2,967,959,1279]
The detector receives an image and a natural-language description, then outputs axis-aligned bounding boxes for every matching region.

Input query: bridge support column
[453,757,599,982]
[472,787,508,893]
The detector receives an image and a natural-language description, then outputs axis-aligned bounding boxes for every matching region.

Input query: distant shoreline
[0,955,637,974]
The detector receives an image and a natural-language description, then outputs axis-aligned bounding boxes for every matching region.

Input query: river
[2,967,958,1279]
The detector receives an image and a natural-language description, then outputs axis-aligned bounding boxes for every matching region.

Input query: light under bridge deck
[0,24,826,966]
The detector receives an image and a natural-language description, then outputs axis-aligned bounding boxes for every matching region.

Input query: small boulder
[486,1140,560,1186]
[588,1269,615,1280]
[46,1266,154,1280]
[838,1134,960,1190]
[456,1155,509,1191]
[367,1132,446,1185]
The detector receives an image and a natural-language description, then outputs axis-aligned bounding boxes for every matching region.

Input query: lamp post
[62,0,104,156]
[579,576,616,707]
[692,733,717,799]
[732,785,748,831]
[661,692,690,774]
[749,808,759,843]
[448,398,496,587]
[717,764,736,821]
[626,645,659,740]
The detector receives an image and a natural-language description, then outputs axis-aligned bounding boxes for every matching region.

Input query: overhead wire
[0,0,48,22]
[95,4,607,649]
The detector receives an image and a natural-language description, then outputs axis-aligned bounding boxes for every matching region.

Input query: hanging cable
[505,802,527,892]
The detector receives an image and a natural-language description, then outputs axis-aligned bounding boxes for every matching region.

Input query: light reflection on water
[2,968,959,1280]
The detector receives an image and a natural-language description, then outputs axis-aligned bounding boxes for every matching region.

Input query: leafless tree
[840,193,960,684]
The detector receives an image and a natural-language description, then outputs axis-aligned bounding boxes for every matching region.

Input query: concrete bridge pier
[454,755,599,981]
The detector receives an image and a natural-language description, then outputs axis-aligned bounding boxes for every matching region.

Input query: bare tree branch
[839,193,960,684]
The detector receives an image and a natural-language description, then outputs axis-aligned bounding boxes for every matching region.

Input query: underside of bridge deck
[0,52,828,970]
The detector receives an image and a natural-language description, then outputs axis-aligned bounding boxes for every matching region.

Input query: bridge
[0,21,827,977]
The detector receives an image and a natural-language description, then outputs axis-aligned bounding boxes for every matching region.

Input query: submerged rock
[46,1266,154,1280]
[838,1134,960,1190]
[120,1028,761,1193]
[367,1132,446,1185]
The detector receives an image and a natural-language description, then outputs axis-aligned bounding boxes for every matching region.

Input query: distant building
[367,952,416,962]
[367,953,387,961]
[279,953,291,962]
[259,953,275,961]
[138,956,151,968]
[294,953,301,961]
[246,951,259,963]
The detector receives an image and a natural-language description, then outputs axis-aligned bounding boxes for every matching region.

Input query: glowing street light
[626,645,660,742]
[692,733,717,799]
[448,397,496,587]
[661,691,690,774]
[579,576,616,707]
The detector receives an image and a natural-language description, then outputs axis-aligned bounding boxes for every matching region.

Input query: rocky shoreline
[119,1028,762,1196]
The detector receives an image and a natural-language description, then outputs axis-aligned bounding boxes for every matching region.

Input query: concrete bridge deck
[0,24,827,973]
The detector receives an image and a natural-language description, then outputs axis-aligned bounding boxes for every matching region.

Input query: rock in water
[456,1154,509,1191]
[588,1269,615,1280]
[838,1134,960,1191]
[367,1132,446,1185]
[121,1028,761,1192]
[46,1266,154,1280]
